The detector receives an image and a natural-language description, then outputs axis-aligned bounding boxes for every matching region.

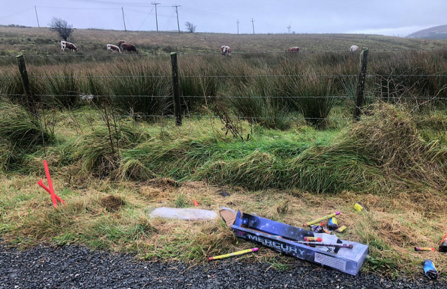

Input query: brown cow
[118,40,138,53]
[286,47,300,53]
[61,41,77,52]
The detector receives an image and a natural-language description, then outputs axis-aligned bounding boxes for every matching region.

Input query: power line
[180,6,237,20]
[137,7,154,31]
[67,0,152,6]
[0,7,33,21]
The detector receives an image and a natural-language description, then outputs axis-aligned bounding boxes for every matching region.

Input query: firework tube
[208,248,258,261]
[43,160,58,208]
[37,179,65,204]
[303,212,340,227]
[423,260,438,280]
[304,237,322,242]
[336,226,347,233]
[415,247,436,251]
[322,228,332,235]
[298,242,353,249]
[328,217,338,230]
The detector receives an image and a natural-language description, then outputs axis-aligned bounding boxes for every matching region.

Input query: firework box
[219,208,368,276]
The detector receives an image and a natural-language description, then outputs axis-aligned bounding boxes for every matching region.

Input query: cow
[221,45,231,56]
[286,47,300,53]
[350,45,359,52]
[107,44,122,53]
[118,40,138,53]
[61,41,77,52]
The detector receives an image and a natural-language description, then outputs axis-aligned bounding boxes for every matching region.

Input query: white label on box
[314,253,346,271]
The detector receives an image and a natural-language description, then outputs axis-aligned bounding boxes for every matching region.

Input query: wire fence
[0,74,446,80]
[1,48,447,127]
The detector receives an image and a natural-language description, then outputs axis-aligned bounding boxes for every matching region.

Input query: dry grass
[100,195,125,212]
[1,173,446,277]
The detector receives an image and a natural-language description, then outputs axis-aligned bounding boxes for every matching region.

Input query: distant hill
[407,25,447,39]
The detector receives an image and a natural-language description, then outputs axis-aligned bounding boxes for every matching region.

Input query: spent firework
[304,237,322,242]
[208,248,258,261]
[414,247,436,251]
[304,212,340,227]
[423,260,438,280]
[297,242,353,249]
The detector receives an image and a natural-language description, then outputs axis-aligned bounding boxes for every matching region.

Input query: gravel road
[0,242,445,289]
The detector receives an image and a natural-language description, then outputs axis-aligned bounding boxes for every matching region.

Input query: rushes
[0,98,53,150]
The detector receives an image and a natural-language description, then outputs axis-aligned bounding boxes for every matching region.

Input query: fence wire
[2,93,447,100]
[1,74,446,80]
[51,112,353,121]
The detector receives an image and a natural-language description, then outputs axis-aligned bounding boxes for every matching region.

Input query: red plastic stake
[37,179,65,204]
[193,199,199,207]
[43,160,58,208]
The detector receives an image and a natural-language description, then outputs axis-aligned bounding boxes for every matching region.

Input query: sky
[0,0,445,36]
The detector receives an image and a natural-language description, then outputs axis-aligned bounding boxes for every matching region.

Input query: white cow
[61,41,77,52]
[221,45,231,56]
[107,44,122,53]
[350,45,359,52]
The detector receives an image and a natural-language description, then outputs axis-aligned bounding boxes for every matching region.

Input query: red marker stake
[37,179,65,204]
[193,199,199,207]
[43,160,58,208]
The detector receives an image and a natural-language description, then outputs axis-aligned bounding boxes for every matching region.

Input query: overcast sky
[0,0,445,36]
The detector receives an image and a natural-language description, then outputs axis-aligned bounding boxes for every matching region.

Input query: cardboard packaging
[220,209,368,276]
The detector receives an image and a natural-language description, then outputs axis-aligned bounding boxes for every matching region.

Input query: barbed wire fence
[1,48,447,127]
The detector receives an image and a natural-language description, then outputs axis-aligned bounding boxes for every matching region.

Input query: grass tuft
[0,99,54,150]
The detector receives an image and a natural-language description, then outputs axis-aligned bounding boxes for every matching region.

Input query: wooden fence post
[353,47,369,121]
[16,54,37,116]
[170,52,182,126]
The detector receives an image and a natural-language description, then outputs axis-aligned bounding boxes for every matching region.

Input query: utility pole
[237,19,239,34]
[152,2,160,32]
[173,5,181,33]
[287,22,291,34]
[122,7,127,31]
[251,18,255,34]
[34,6,40,28]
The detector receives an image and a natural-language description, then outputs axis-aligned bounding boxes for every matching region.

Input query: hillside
[1,26,447,56]
[407,24,447,39]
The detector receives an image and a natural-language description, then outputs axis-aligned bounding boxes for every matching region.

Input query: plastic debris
[354,202,368,212]
[220,191,230,197]
[149,207,217,221]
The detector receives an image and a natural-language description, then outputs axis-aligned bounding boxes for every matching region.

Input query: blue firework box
[220,209,368,276]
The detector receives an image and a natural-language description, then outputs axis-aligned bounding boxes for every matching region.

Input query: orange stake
[37,179,65,204]
[193,199,199,207]
[43,160,58,208]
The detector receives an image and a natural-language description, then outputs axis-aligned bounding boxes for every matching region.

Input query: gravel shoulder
[0,242,445,289]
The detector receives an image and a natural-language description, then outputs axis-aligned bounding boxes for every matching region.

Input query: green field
[1,26,447,277]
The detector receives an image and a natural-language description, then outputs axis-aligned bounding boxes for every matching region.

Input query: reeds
[1,51,446,128]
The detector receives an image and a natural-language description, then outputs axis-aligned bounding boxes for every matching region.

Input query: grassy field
[2,26,447,56]
[1,27,447,278]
